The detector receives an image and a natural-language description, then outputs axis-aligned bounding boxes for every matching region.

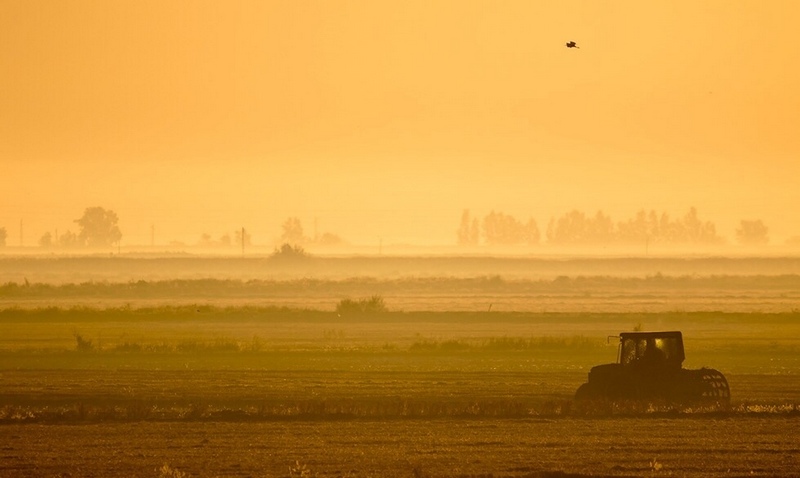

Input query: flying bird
[566,41,579,49]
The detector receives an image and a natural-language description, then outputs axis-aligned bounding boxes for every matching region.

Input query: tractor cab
[618,331,684,370]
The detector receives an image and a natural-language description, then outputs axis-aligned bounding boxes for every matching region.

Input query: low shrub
[335,295,387,315]
[73,333,94,352]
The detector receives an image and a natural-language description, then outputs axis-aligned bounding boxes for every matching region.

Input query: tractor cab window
[621,336,681,366]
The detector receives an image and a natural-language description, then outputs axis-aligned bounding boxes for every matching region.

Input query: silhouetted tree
[482,211,513,244]
[39,232,53,248]
[198,233,213,246]
[736,220,769,245]
[617,210,652,244]
[317,232,343,245]
[281,217,305,244]
[457,210,472,245]
[219,233,232,246]
[647,210,660,239]
[482,211,538,245]
[655,211,678,242]
[681,207,722,244]
[59,230,79,248]
[595,211,615,243]
[75,207,122,247]
[0,227,6,247]
[523,218,540,245]
[470,218,480,244]
[682,207,702,242]
[547,210,593,244]
[457,210,481,245]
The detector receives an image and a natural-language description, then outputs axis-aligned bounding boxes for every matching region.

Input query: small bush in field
[73,333,94,352]
[271,243,308,259]
[335,295,387,315]
[113,341,143,352]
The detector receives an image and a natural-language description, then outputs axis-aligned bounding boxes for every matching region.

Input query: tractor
[575,331,730,405]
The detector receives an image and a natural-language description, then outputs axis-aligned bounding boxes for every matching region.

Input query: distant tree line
[4,206,772,250]
[29,208,345,250]
[457,208,770,246]
[37,207,122,249]
[547,208,722,245]
[279,217,343,246]
[194,217,343,249]
[458,210,540,245]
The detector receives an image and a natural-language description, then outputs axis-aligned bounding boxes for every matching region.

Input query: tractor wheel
[575,382,602,400]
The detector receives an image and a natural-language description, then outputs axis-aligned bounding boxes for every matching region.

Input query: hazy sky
[2,1,799,246]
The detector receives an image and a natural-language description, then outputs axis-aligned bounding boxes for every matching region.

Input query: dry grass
[3,397,797,424]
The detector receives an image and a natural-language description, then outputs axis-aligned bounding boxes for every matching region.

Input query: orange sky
[2,1,799,247]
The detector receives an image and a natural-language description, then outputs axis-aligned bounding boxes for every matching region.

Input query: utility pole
[241,227,245,257]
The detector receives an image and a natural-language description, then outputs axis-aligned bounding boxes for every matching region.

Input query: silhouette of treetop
[75,207,122,247]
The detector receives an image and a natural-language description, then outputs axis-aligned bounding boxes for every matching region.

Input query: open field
[1,257,799,476]
[3,418,799,477]
[3,274,800,313]
[2,308,800,476]
[2,255,800,283]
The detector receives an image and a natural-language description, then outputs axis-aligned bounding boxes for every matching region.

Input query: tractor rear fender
[587,363,623,384]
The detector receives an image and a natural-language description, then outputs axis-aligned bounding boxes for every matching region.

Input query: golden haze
[1,1,799,246]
